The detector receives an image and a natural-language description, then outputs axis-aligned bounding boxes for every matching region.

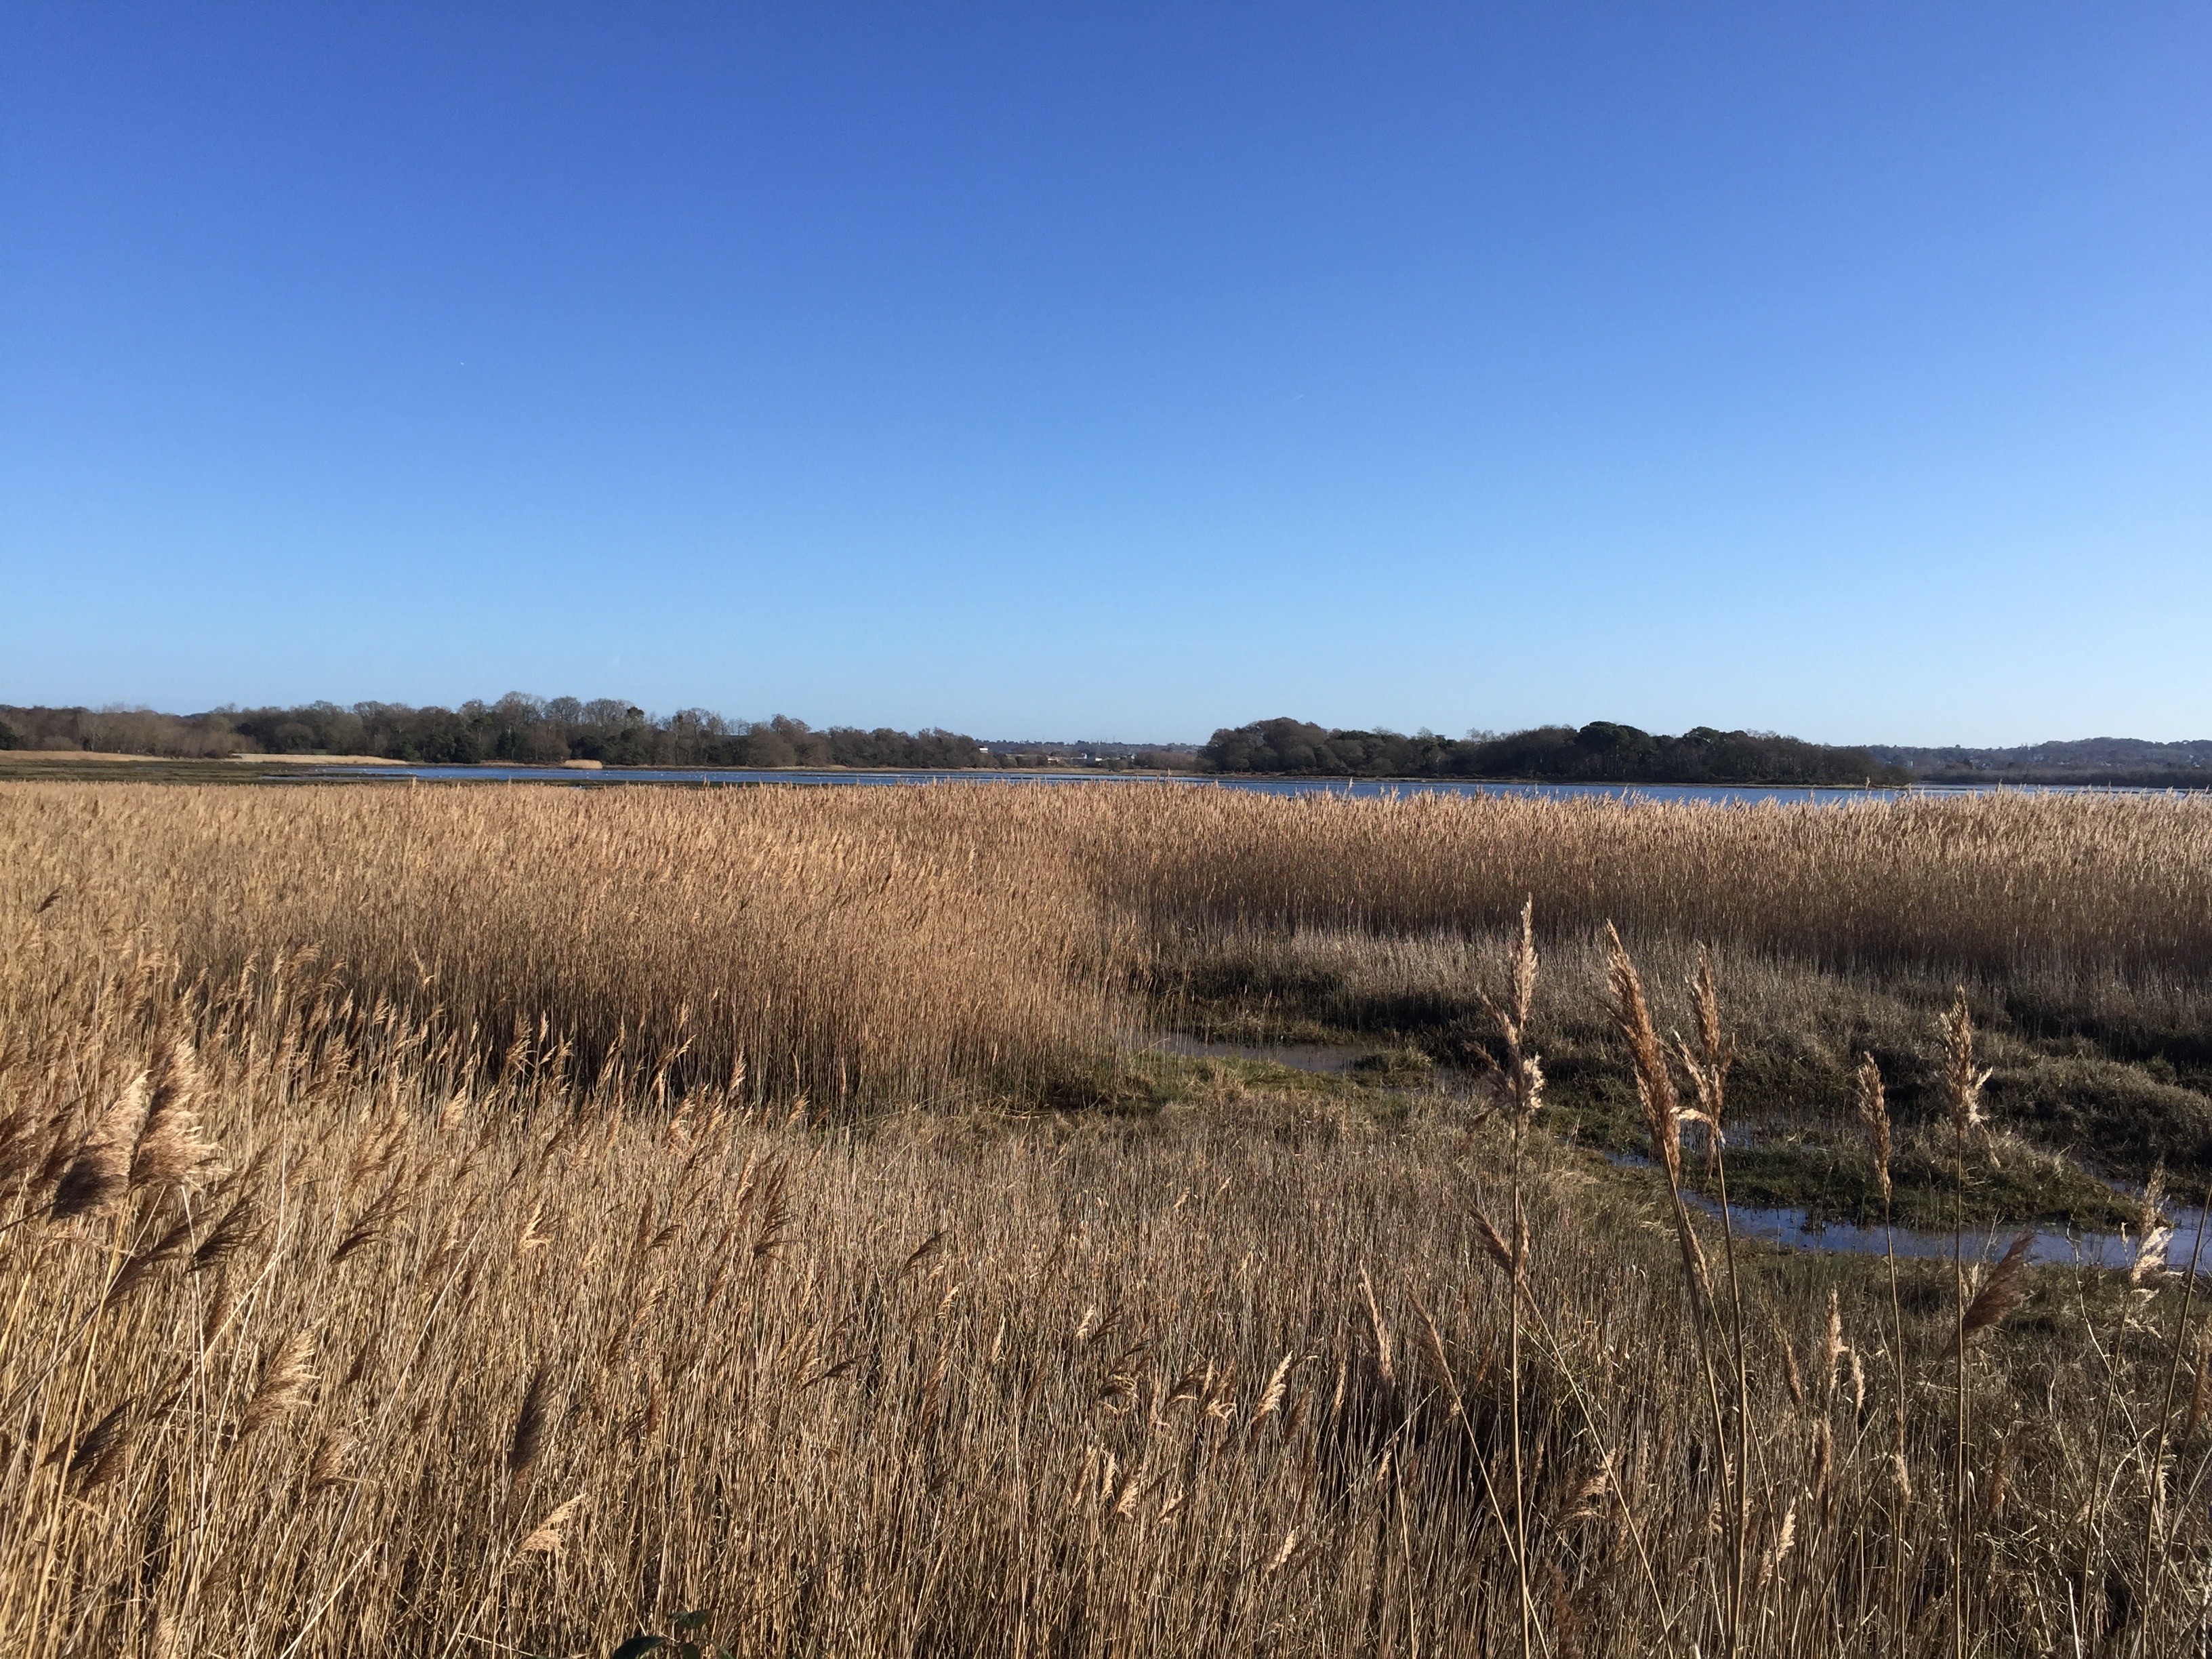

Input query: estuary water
[300,764,2127,807]
[1683,1195,2208,1275]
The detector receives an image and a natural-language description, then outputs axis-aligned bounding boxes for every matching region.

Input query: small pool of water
[1681,1191,2203,1273]
[1605,1154,2205,1273]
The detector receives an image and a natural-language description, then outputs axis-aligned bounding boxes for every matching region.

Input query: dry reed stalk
[2073,1175,2183,1641]
[2142,1178,2212,1629]
[1854,1051,1909,1653]
[49,1074,148,1223]
[1473,901,1545,1659]
[1,782,2208,1655]
[1468,937,1671,1636]
[1607,925,1753,1656]
[1940,991,1984,1659]
[239,1332,317,1441]
[1682,945,1757,1658]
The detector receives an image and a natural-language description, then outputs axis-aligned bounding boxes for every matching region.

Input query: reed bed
[5,901,2212,1653]
[5,782,2209,1112]
[5,780,2212,1652]
[1086,786,2212,981]
[0,782,1141,1106]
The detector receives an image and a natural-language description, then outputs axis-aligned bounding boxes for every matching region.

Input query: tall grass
[1,782,1142,1105]
[7,782,2209,1109]
[1086,786,2212,980]
[3,907,2209,1651]
[4,780,2212,1652]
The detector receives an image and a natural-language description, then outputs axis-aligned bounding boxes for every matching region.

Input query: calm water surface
[1681,1191,2208,1275]
[304,764,2154,807]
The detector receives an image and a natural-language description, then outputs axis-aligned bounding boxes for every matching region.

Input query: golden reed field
[2,780,2211,1656]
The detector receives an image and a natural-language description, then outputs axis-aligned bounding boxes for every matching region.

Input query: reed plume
[508,1364,554,1483]
[57,1399,134,1490]
[1853,1053,1891,1206]
[1961,1234,2034,1338]
[1675,945,1734,1174]
[132,1036,218,1193]
[49,1074,149,1222]
[1938,990,1992,1147]
[239,1332,318,1440]
[1605,926,1683,1187]
[519,1490,588,1559]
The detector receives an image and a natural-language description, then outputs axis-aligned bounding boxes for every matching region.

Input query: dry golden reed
[7,781,2211,1113]
[0,779,2209,1655]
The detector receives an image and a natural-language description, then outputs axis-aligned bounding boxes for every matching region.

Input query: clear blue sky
[4,3,2207,744]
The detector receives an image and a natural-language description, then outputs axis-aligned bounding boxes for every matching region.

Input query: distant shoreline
[3,750,2204,792]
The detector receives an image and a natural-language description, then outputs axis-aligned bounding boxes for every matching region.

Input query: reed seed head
[50,1073,150,1223]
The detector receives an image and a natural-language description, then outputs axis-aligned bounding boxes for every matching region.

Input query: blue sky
[3,3,2207,744]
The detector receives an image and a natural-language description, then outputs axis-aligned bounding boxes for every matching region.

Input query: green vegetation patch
[1089,1049,1372,1115]
[1349,1044,1436,1088]
[1988,1052,2212,1179]
[1718,1129,2137,1231]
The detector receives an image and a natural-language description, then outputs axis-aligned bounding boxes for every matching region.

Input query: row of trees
[1870,735,2212,788]
[0,697,991,770]
[1200,717,1912,785]
[9,700,2110,785]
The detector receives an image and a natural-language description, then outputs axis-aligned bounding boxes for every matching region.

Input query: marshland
[4,779,2211,1656]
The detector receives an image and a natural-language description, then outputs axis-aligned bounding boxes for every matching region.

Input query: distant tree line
[0,704,255,758]
[6,698,2197,786]
[0,697,992,769]
[1869,737,2212,788]
[1198,718,1913,785]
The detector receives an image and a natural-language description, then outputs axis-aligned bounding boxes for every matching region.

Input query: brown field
[2,781,2211,1654]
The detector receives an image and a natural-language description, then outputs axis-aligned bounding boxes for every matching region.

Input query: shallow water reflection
[303,764,2162,808]
[1681,1193,2205,1273]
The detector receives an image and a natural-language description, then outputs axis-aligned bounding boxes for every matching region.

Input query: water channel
[302,764,2169,807]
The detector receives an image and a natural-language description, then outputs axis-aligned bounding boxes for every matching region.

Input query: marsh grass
[1164,923,2212,1218]
[3,781,1147,1109]
[3,781,2211,1653]
[7,945,2211,1654]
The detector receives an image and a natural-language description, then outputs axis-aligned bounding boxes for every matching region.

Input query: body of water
[1683,1191,2205,1275]
[300,764,2151,808]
